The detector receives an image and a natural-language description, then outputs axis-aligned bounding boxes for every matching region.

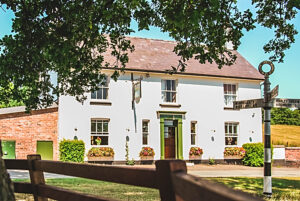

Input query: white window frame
[161,79,177,103]
[191,121,197,145]
[91,119,109,146]
[223,83,237,108]
[225,122,239,146]
[91,76,109,100]
[142,120,149,145]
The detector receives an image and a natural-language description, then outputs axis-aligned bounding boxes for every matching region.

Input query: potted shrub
[189,147,203,160]
[87,147,115,161]
[139,147,155,160]
[224,147,245,159]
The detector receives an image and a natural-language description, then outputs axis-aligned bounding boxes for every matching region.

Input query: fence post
[27,154,47,201]
[155,160,187,201]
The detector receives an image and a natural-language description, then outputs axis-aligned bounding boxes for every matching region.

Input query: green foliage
[0,100,24,109]
[242,143,264,167]
[0,83,25,108]
[126,159,135,166]
[208,158,215,165]
[0,1,298,110]
[125,139,134,165]
[271,108,300,126]
[254,0,299,62]
[242,143,273,167]
[125,140,129,162]
[59,139,85,163]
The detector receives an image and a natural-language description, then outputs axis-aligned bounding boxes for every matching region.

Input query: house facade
[58,37,264,161]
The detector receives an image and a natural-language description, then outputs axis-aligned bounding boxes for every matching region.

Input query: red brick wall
[285,147,300,161]
[0,108,58,160]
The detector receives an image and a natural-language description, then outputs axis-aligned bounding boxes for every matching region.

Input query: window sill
[159,103,181,108]
[90,100,112,106]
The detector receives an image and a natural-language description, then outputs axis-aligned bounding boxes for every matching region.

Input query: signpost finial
[258,61,275,77]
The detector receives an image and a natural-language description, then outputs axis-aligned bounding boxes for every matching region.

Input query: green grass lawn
[14,177,300,201]
[207,177,300,201]
[14,178,160,201]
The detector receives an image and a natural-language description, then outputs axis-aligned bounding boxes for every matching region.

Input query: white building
[58,37,264,161]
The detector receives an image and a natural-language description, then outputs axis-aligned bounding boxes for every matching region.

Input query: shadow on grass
[208,177,300,201]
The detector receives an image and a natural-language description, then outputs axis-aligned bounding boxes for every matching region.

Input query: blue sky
[1,3,299,99]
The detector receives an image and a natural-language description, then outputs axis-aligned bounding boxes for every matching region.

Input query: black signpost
[233,61,275,197]
[234,61,300,198]
[259,61,274,197]
[234,61,300,197]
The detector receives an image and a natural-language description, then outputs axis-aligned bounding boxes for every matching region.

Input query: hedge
[59,139,85,163]
[271,108,300,126]
[242,143,273,167]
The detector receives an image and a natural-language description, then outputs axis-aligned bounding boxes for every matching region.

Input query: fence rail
[5,155,263,201]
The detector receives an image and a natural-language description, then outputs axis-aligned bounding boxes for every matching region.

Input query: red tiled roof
[103,37,264,80]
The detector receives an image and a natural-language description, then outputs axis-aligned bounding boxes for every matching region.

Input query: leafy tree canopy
[0,0,299,110]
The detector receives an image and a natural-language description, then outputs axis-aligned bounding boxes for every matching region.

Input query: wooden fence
[5,154,263,201]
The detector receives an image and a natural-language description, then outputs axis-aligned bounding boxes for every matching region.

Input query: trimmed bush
[242,143,273,167]
[59,139,85,163]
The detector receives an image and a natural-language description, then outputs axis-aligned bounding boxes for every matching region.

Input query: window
[91,119,109,145]
[225,122,238,146]
[142,120,149,145]
[162,80,177,103]
[191,122,197,145]
[224,84,237,107]
[91,76,109,100]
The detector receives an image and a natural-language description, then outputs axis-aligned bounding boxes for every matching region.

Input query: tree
[0,1,299,200]
[0,0,299,110]
[0,83,26,108]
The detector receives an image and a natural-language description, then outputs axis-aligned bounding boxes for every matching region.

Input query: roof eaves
[102,67,265,81]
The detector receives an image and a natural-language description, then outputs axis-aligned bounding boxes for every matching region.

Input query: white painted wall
[273,147,286,160]
[58,71,263,161]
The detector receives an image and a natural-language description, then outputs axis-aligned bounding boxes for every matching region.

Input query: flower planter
[140,156,154,160]
[189,155,202,160]
[224,155,243,160]
[88,156,114,161]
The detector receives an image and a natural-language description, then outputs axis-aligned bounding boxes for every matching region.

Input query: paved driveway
[186,164,300,177]
[8,170,73,179]
[8,164,300,179]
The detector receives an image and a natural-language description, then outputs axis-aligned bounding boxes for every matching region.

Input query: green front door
[37,141,53,160]
[1,140,16,159]
[160,114,183,159]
